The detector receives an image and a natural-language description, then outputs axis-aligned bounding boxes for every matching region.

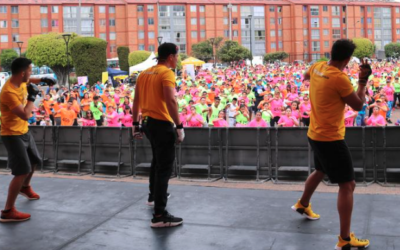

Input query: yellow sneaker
[291,199,320,220]
[335,232,370,250]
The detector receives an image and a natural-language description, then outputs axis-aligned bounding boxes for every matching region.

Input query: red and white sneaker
[20,186,40,200]
[0,207,31,223]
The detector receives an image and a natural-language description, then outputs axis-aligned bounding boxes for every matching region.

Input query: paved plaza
[0,174,399,250]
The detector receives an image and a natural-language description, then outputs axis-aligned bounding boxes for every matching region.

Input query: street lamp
[157,36,163,46]
[227,3,233,40]
[209,38,215,67]
[16,41,23,57]
[62,33,72,90]
[248,15,253,65]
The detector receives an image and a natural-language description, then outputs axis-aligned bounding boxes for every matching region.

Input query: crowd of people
[16,60,400,128]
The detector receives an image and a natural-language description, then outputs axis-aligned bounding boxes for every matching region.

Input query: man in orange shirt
[291,40,371,249]
[55,100,76,126]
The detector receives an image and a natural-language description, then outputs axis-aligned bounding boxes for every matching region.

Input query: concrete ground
[0,173,399,250]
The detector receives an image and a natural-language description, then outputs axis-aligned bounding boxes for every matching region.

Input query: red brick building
[1,0,400,61]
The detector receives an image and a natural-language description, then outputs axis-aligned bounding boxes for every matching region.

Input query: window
[324,52,330,58]
[11,6,18,14]
[137,5,143,12]
[148,18,154,25]
[278,6,282,13]
[332,29,341,39]
[304,41,308,48]
[191,31,197,38]
[278,18,282,25]
[110,32,116,40]
[367,7,371,13]
[109,19,115,26]
[311,30,320,39]
[138,44,145,50]
[1,35,7,42]
[190,5,196,12]
[200,30,205,38]
[51,20,58,27]
[223,6,227,12]
[270,30,276,37]
[99,33,106,40]
[99,6,106,13]
[100,19,106,26]
[311,18,319,27]
[200,6,205,12]
[12,33,19,42]
[368,29,372,35]
[323,29,329,36]
[51,6,58,13]
[397,29,400,35]
[233,30,238,37]
[332,18,340,28]
[278,30,283,37]
[190,18,197,25]
[138,31,144,39]
[367,18,372,24]
[232,18,238,24]
[110,45,116,53]
[224,30,229,37]
[397,18,400,24]
[361,7,365,13]
[397,7,400,14]
[41,19,48,28]
[148,31,154,39]
[255,19,265,29]
[138,18,143,26]
[200,18,205,25]
[323,6,328,12]
[241,6,251,16]
[254,6,264,16]
[303,29,308,36]
[271,42,276,49]
[232,6,237,12]
[148,5,154,12]
[303,6,307,12]
[324,41,329,48]
[148,45,155,51]
[255,30,265,41]
[332,6,340,16]
[310,6,319,16]
[223,18,228,25]
[312,41,320,51]
[269,6,275,12]
[361,18,364,24]
[109,6,115,13]
[12,19,18,28]
[0,20,6,28]
[0,6,6,13]
[343,17,346,24]
[270,18,275,24]
[40,6,48,14]
[278,41,282,48]
[303,17,307,25]
[323,17,328,24]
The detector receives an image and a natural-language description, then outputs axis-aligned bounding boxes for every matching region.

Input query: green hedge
[384,42,400,58]
[353,38,375,59]
[117,46,130,72]
[263,52,289,62]
[70,37,107,85]
[0,49,18,72]
[128,51,151,66]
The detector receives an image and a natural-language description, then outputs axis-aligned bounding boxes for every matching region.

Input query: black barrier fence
[0,126,399,185]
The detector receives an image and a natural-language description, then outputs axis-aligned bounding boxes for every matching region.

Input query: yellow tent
[181,57,205,66]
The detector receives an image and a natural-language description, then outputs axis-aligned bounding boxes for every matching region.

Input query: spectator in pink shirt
[179,107,189,127]
[269,91,284,127]
[187,106,204,127]
[79,110,96,126]
[248,111,268,127]
[344,105,358,127]
[383,78,395,123]
[105,106,121,127]
[290,101,301,121]
[278,107,299,127]
[120,105,133,127]
[286,87,299,102]
[300,96,311,126]
[212,110,228,127]
[365,106,386,126]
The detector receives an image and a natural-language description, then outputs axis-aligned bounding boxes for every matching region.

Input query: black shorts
[308,137,354,184]
[96,117,104,126]
[1,131,42,176]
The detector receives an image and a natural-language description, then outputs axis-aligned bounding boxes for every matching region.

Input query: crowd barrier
[0,126,399,185]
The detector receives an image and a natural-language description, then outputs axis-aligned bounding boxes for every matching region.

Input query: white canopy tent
[129,52,157,74]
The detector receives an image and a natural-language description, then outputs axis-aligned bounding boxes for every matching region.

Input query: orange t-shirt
[43,99,54,115]
[59,108,76,126]
[81,98,91,112]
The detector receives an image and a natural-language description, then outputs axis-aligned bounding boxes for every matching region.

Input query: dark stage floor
[0,175,399,250]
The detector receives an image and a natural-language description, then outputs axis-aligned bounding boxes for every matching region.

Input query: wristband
[132,121,140,126]
[176,123,184,129]
[358,80,367,85]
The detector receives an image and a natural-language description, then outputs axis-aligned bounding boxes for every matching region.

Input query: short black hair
[331,39,356,61]
[11,57,32,75]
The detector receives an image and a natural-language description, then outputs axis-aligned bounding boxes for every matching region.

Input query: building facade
[2,0,400,61]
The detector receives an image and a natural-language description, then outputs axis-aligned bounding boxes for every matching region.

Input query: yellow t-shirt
[0,80,29,136]
[307,62,354,141]
[136,65,176,123]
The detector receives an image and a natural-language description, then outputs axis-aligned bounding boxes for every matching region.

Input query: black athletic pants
[142,117,176,215]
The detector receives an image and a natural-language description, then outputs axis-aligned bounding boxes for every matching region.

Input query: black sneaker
[151,211,183,228]
[388,119,393,124]
[146,193,171,206]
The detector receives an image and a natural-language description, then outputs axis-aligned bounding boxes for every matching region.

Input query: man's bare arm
[163,86,181,125]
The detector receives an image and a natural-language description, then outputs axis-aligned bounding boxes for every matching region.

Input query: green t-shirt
[90,102,104,120]
[394,82,400,93]
[184,94,192,103]
[196,103,209,121]
[208,104,223,125]
[178,99,188,112]
[262,110,273,123]
[236,112,249,125]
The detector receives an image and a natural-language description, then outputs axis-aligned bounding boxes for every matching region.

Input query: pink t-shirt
[107,111,121,127]
[82,118,96,126]
[270,99,284,117]
[344,111,356,127]
[213,119,228,127]
[287,93,299,101]
[300,103,311,118]
[248,119,268,127]
[291,109,300,120]
[366,115,386,126]
[114,94,121,104]
[187,114,204,127]
[278,115,297,127]
[179,113,188,126]
[120,113,133,127]
[383,86,395,101]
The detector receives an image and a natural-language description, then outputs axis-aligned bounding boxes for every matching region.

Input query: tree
[352,38,375,59]
[26,32,77,86]
[0,49,18,72]
[384,42,400,58]
[217,40,252,63]
[263,51,289,63]
[70,37,107,85]
[128,51,151,66]
[191,37,224,62]
[179,53,189,61]
[117,46,130,72]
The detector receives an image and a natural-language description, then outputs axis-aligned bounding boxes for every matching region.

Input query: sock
[343,237,351,241]
[2,209,11,213]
